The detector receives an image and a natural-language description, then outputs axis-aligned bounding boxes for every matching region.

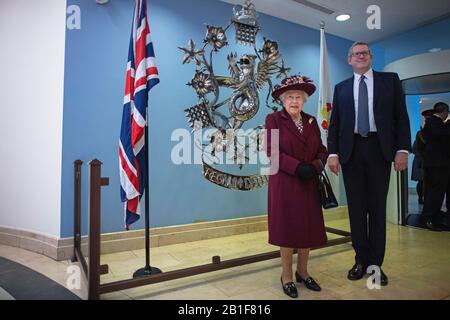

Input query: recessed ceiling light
[336,14,351,22]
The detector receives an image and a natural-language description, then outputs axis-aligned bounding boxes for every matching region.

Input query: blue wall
[371,17,450,70]
[61,0,354,237]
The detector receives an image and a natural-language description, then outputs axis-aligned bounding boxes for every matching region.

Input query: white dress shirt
[353,68,377,133]
[328,68,408,159]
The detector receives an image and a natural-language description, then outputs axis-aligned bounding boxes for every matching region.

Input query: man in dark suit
[414,109,434,205]
[327,42,411,286]
[421,102,450,231]
[445,115,450,228]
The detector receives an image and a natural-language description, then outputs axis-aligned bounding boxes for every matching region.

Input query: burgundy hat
[272,75,316,100]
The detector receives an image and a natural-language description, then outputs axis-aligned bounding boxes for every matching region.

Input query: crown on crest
[233,0,258,26]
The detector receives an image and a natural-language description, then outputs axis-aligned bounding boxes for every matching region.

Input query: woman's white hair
[279,90,308,103]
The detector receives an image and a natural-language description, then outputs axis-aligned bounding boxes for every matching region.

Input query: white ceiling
[220,0,450,43]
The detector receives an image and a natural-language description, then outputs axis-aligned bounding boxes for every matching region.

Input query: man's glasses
[351,51,371,57]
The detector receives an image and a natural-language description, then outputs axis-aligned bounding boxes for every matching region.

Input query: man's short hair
[433,102,449,113]
[348,41,371,58]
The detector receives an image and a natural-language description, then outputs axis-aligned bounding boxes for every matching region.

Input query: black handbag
[318,167,338,210]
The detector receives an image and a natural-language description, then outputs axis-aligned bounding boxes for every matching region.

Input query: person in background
[443,112,450,229]
[421,102,450,231]
[411,138,424,205]
[412,109,434,205]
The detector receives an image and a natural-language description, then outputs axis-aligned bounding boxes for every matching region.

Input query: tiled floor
[1,212,449,300]
[406,189,449,230]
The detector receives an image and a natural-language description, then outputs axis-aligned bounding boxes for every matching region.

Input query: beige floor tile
[394,266,450,293]
[209,268,281,297]
[130,282,229,300]
[101,291,132,300]
[26,258,72,276]
[1,215,449,300]
[101,272,131,284]
[0,245,46,263]
[100,251,137,263]
[339,277,449,300]
[102,257,145,276]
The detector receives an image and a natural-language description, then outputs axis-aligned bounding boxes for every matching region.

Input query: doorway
[384,48,450,231]
[404,92,450,231]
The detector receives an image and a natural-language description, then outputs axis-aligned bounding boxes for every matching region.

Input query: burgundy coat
[265,109,328,248]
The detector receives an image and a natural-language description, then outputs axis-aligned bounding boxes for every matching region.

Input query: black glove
[295,164,317,180]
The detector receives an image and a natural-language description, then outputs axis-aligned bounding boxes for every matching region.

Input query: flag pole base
[132,266,162,278]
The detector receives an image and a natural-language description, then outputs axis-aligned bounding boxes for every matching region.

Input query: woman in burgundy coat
[265,75,328,298]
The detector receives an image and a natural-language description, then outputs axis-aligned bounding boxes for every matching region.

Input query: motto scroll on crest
[179,1,292,191]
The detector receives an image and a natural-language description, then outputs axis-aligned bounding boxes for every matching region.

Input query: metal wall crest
[179,0,292,191]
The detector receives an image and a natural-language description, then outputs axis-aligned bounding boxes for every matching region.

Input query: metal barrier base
[98,227,351,298]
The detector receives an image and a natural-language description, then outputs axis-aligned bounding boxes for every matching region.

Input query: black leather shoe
[380,269,388,286]
[438,217,449,228]
[281,277,298,298]
[347,264,366,280]
[366,266,389,286]
[295,272,321,291]
[425,220,442,232]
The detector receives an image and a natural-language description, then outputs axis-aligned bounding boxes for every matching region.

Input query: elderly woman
[265,75,328,298]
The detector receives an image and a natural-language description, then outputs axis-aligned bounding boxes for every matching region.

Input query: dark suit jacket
[422,116,450,167]
[327,71,411,164]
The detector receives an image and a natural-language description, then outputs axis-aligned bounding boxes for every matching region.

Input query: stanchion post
[72,160,83,262]
[88,159,109,300]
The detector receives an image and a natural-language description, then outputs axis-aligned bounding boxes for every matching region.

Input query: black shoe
[438,223,450,231]
[424,220,443,231]
[439,217,449,228]
[295,272,321,291]
[347,264,366,280]
[366,266,389,286]
[281,277,298,298]
[380,269,388,286]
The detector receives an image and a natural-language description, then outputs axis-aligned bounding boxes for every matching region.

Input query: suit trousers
[422,166,450,221]
[446,176,450,212]
[342,134,391,267]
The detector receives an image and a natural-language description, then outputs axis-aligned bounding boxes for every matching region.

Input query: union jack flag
[119,0,159,230]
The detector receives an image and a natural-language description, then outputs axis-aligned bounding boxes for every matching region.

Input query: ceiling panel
[220,0,450,43]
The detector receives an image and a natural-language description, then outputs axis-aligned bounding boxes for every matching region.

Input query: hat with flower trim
[272,75,316,100]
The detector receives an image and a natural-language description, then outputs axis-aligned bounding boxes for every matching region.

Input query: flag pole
[133,115,162,278]
[317,20,340,202]
[131,0,161,278]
